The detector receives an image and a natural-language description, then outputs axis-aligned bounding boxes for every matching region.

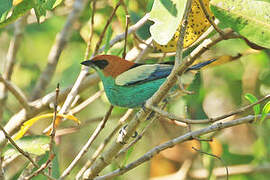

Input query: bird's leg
[118,124,138,144]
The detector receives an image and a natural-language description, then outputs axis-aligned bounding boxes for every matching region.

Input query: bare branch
[84,0,97,60]
[0,74,31,111]
[0,16,27,121]
[31,0,87,100]
[0,125,55,180]
[189,163,270,179]
[60,105,114,179]
[198,0,225,36]
[75,109,133,180]
[94,114,269,180]
[93,0,122,56]
[146,94,270,124]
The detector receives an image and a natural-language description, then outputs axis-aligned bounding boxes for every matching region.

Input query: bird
[81,55,216,108]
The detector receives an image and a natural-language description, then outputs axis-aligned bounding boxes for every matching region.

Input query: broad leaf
[152,0,214,52]
[210,0,270,49]
[149,0,187,45]
[2,135,50,157]
[0,0,12,18]
[0,0,35,28]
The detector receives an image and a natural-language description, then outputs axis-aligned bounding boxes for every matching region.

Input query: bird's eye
[93,59,109,69]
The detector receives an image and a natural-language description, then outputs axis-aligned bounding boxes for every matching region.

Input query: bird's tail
[187,58,217,71]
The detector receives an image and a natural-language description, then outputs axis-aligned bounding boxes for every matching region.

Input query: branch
[0,125,55,180]
[30,0,87,100]
[93,0,122,55]
[60,105,114,179]
[0,74,31,111]
[189,163,270,179]
[82,1,194,178]
[75,109,133,180]
[146,94,270,124]
[0,16,26,121]
[0,73,99,146]
[94,114,269,180]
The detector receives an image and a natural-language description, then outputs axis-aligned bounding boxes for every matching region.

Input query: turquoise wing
[115,64,173,86]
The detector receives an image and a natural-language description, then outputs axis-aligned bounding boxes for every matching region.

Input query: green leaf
[0,0,12,17]
[149,0,187,45]
[245,93,260,118]
[160,0,177,17]
[2,135,50,158]
[34,0,56,23]
[104,25,113,54]
[31,147,60,179]
[0,0,35,28]
[210,0,270,49]
[261,101,270,122]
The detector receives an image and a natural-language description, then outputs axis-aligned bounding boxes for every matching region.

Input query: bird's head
[81,55,135,78]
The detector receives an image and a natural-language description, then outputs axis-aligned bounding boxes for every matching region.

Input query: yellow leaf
[209,138,223,157]
[14,113,80,141]
[154,0,214,52]
[13,0,23,6]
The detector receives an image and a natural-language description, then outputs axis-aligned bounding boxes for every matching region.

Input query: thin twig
[189,163,270,179]
[48,83,60,175]
[0,125,55,180]
[192,147,228,180]
[0,16,26,121]
[60,105,114,179]
[70,90,103,115]
[93,0,122,55]
[146,94,270,124]
[198,0,225,36]
[94,114,269,180]
[23,154,55,180]
[84,0,97,60]
[75,109,133,180]
[31,0,87,100]
[0,74,31,111]
[122,15,130,59]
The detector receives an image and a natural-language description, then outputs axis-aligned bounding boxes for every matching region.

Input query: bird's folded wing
[115,64,173,86]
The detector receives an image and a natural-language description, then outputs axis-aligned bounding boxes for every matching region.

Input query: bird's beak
[81,60,93,67]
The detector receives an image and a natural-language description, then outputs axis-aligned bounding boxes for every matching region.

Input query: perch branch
[94,114,269,180]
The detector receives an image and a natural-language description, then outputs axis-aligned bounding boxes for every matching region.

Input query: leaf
[244,93,260,120]
[14,113,80,140]
[104,25,113,54]
[149,0,187,45]
[13,0,23,6]
[0,0,12,17]
[34,0,57,23]
[261,101,270,122]
[2,135,50,157]
[152,0,214,52]
[210,0,270,49]
[160,0,177,17]
[0,0,35,28]
[31,147,60,179]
